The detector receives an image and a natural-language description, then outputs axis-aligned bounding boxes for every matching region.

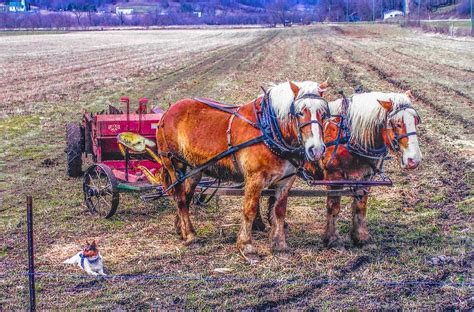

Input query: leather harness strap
[194,97,258,129]
[227,107,242,176]
[157,93,327,194]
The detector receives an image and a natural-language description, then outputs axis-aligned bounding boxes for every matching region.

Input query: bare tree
[267,0,289,25]
[72,10,84,27]
[117,12,125,25]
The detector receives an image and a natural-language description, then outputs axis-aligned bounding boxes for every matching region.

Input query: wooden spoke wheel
[83,164,119,218]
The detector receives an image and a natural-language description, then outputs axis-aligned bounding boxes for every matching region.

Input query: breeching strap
[161,136,265,194]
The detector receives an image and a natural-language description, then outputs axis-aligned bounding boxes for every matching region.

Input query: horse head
[380,90,422,169]
[268,80,330,161]
[336,91,422,170]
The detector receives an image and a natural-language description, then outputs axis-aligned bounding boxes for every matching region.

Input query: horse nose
[407,158,419,169]
[308,145,326,160]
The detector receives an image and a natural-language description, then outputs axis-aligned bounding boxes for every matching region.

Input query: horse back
[156,98,268,180]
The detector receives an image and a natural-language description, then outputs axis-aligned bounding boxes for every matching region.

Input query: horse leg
[160,156,200,244]
[174,175,201,245]
[323,191,342,248]
[237,175,265,257]
[252,200,267,232]
[269,176,296,252]
[158,159,184,236]
[350,194,370,246]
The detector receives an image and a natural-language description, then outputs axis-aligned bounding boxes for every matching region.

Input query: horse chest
[325,149,373,180]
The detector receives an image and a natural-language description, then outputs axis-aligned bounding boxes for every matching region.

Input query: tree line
[0,0,469,29]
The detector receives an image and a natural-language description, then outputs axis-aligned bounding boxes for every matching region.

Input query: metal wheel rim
[84,165,118,217]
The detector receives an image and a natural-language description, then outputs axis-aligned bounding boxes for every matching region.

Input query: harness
[159,90,327,193]
[79,253,100,269]
[325,93,421,171]
[255,89,326,162]
[385,103,420,152]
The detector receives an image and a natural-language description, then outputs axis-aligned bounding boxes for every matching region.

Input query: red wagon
[66,97,165,217]
[66,96,392,219]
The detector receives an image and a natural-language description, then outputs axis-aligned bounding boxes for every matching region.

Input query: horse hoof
[273,249,293,261]
[323,235,342,249]
[240,250,261,265]
[183,235,200,247]
[352,237,371,247]
[351,231,371,247]
[237,243,260,265]
[271,240,289,253]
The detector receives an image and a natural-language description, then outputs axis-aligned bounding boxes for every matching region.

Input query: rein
[256,89,306,160]
[325,95,420,165]
[385,103,420,152]
[255,88,327,172]
[158,91,326,193]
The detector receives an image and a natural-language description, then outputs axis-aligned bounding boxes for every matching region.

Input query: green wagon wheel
[83,164,119,218]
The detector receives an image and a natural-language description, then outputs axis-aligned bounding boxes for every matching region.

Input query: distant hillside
[0,0,468,29]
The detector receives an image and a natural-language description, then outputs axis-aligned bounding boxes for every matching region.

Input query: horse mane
[329,92,416,148]
[267,81,328,121]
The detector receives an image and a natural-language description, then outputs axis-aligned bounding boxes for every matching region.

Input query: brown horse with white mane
[156,81,329,258]
[322,91,422,247]
[253,90,422,248]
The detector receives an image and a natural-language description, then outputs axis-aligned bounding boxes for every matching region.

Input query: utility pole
[471,0,473,36]
[346,0,349,22]
[372,0,375,21]
[418,0,421,20]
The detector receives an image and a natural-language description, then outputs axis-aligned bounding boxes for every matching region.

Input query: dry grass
[0,25,472,309]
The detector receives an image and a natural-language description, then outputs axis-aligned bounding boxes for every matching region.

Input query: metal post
[418,0,421,21]
[120,96,130,131]
[372,0,375,21]
[346,0,349,22]
[125,148,129,182]
[26,196,36,312]
[471,0,473,36]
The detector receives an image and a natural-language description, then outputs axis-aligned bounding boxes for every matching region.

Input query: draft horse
[322,91,422,247]
[156,81,330,258]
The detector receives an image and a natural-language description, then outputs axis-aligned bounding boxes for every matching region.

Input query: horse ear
[377,99,393,112]
[85,241,90,246]
[405,90,415,100]
[91,240,96,247]
[319,78,329,90]
[288,80,300,98]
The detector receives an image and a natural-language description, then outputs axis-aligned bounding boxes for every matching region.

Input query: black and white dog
[64,241,106,276]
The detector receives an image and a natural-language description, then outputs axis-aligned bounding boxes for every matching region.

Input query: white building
[115,7,134,15]
[383,10,404,20]
[8,0,27,12]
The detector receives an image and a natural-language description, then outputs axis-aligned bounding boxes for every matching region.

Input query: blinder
[289,93,328,156]
[386,105,421,152]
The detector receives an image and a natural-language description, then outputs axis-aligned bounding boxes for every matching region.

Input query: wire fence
[8,196,472,311]
[3,270,473,288]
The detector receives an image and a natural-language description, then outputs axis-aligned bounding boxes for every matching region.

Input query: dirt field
[1,25,472,309]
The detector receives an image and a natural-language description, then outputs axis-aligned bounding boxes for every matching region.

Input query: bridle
[385,104,421,152]
[289,93,328,156]
[156,89,330,195]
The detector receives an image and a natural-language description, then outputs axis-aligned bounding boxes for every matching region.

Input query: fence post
[26,196,36,312]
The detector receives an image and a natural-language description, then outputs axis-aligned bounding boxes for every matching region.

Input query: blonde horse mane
[267,81,328,121]
[329,92,417,148]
